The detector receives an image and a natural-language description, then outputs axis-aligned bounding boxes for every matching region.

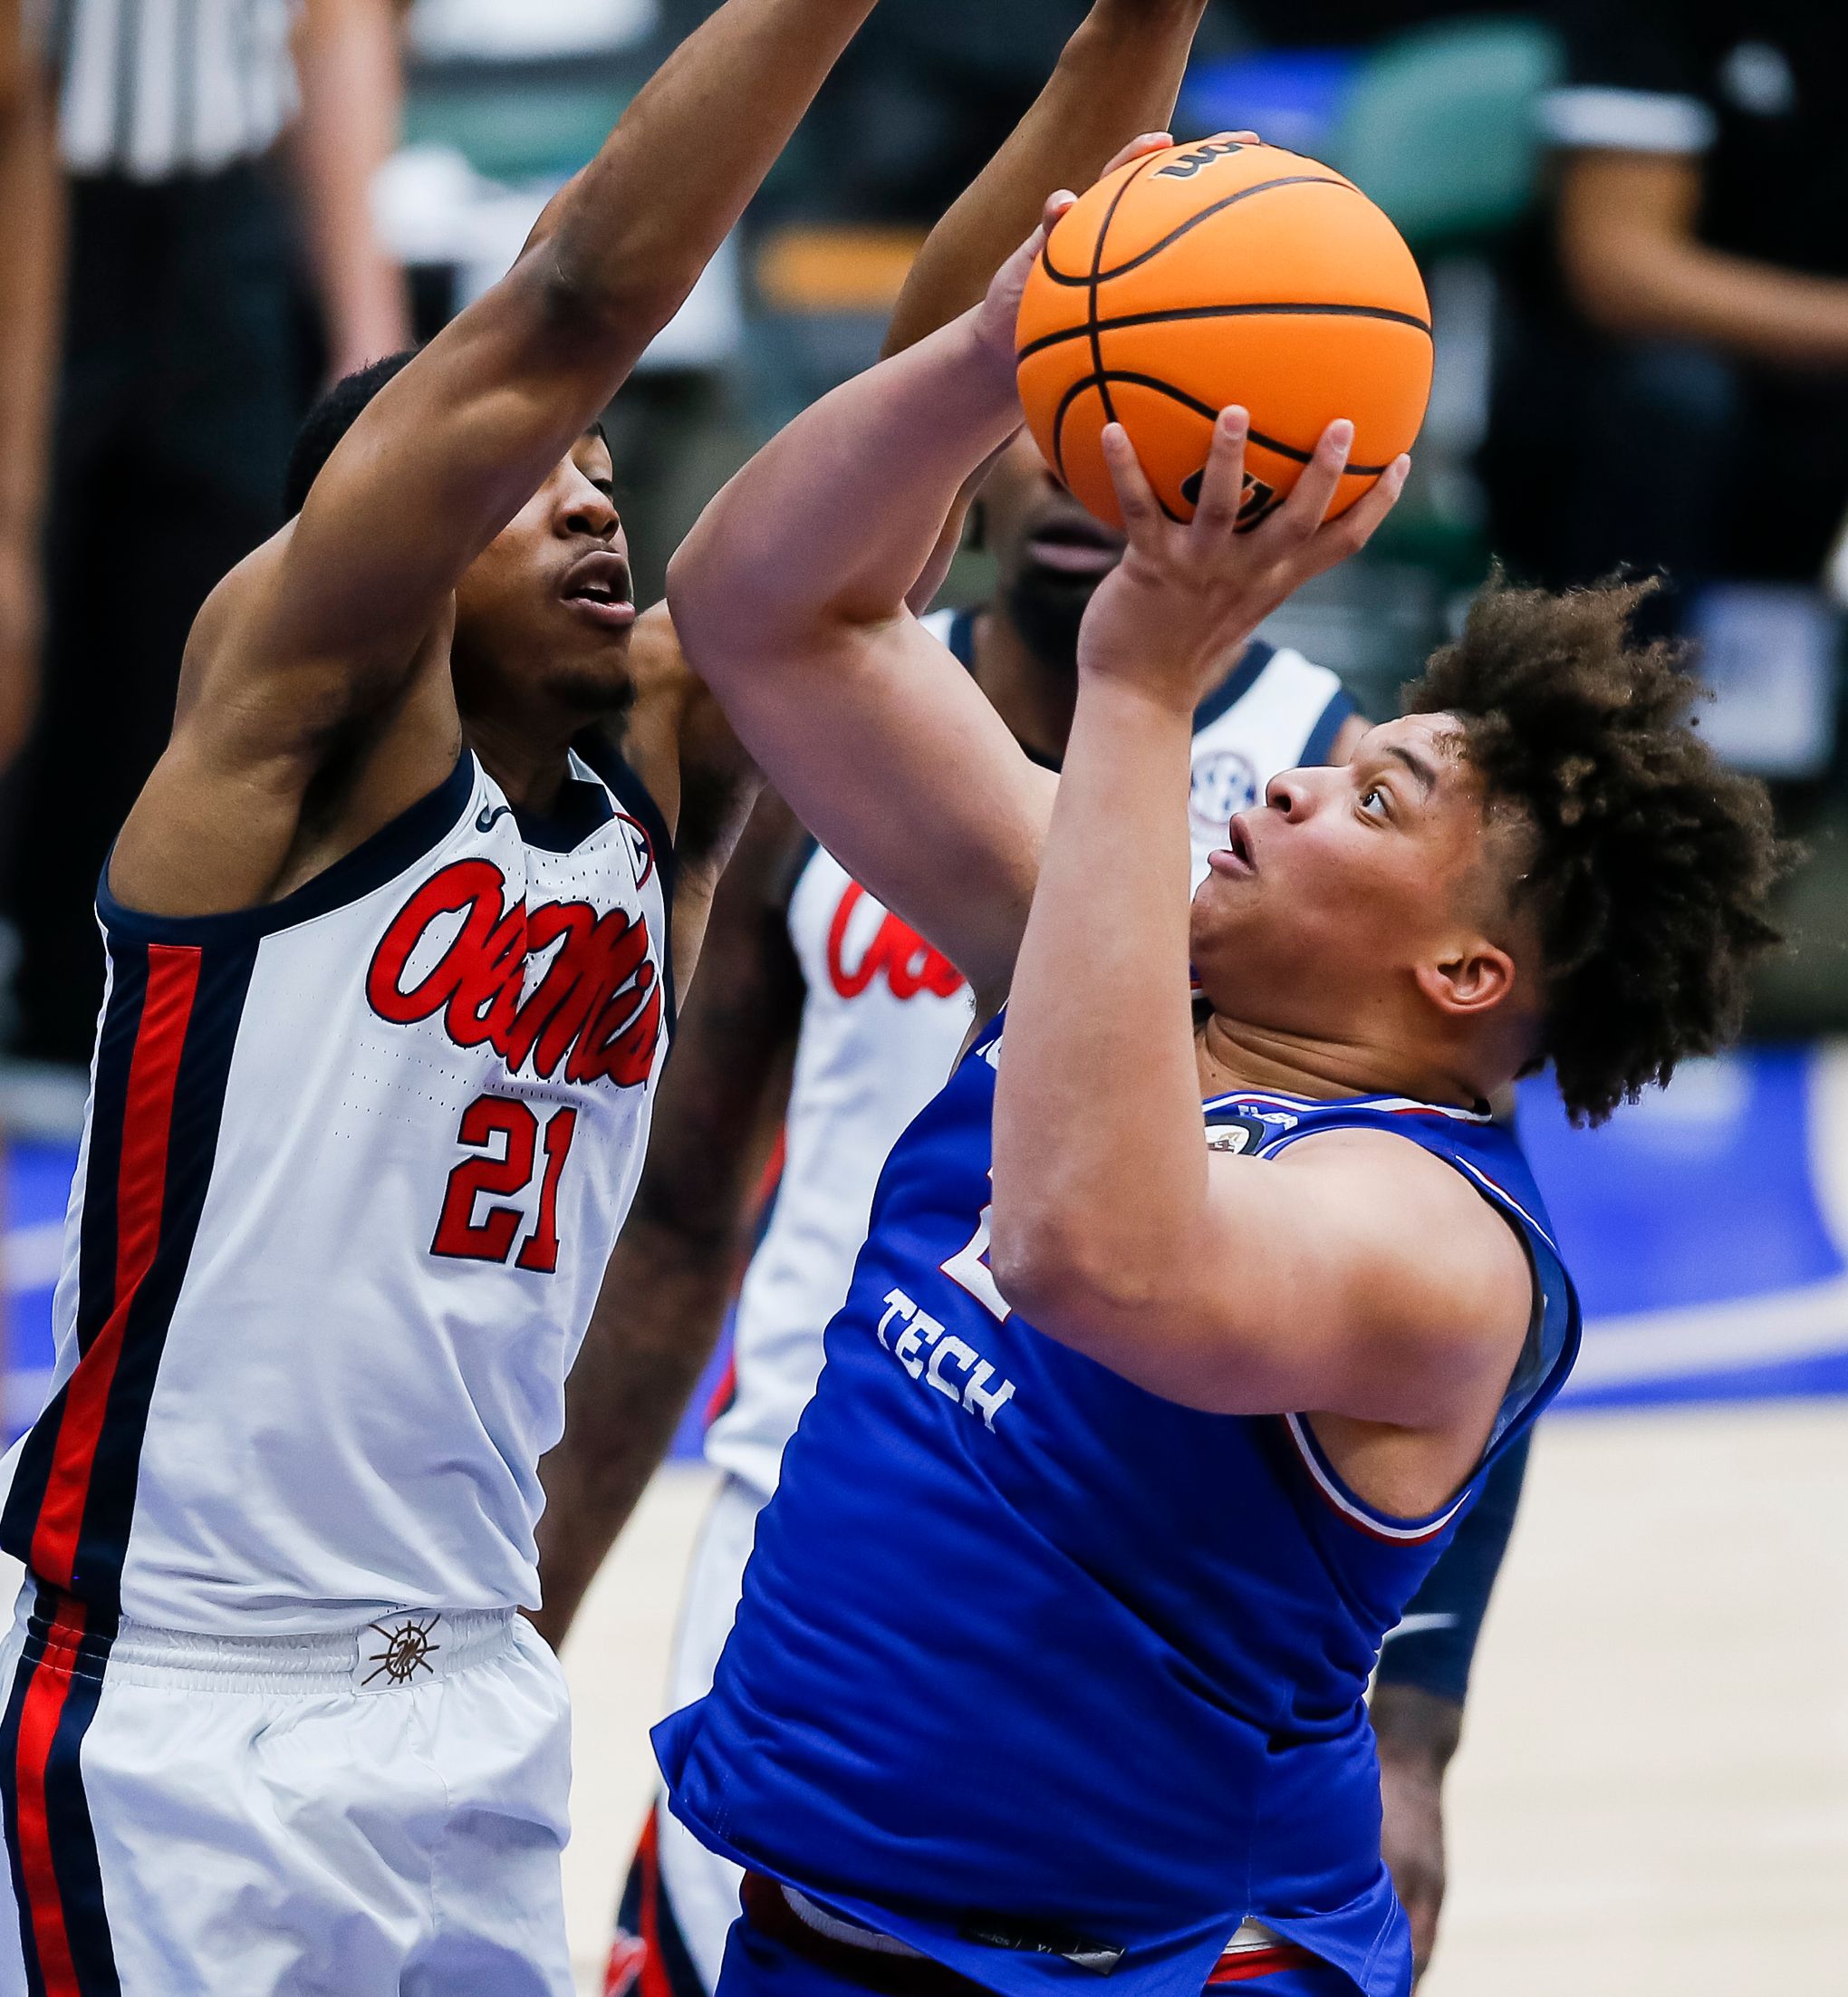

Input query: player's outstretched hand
[1077,407,1410,712]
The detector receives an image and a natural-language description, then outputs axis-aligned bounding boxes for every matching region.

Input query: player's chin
[546,653,638,719]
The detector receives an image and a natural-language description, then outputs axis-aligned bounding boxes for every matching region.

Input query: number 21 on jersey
[432,1095,578,1273]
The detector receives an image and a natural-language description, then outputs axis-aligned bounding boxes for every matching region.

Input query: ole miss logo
[366,858,662,1087]
[827,881,965,1004]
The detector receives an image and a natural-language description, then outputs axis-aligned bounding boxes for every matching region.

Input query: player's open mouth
[1209,816,1256,877]
[1024,515,1123,579]
[562,550,637,630]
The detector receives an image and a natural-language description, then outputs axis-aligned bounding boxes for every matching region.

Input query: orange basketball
[1015,138,1432,532]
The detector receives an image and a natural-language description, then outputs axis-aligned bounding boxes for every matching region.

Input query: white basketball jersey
[0,744,673,1634]
[704,612,1351,1501]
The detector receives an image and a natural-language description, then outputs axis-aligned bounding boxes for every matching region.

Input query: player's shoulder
[1268,1123,1535,1345]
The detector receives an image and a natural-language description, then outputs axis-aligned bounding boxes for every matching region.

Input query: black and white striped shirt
[41,0,299,180]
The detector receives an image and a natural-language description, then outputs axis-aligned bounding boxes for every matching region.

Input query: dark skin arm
[1372,1683,1463,1983]
[637,0,1214,906]
[107,0,883,926]
[533,793,807,1648]
[534,0,1213,1643]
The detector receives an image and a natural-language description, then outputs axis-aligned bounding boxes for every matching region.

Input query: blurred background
[2,1,1846,1991]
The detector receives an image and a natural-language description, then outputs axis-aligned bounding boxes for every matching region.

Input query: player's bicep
[696,613,1054,1000]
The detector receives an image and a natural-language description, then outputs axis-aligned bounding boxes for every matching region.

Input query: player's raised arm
[178,0,883,771]
[668,225,1074,1007]
[882,0,1208,361]
[980,413,1528,1443]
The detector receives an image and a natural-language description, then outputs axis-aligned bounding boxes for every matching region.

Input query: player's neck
[464,712,578,815]
[1195,1009,1484,1112]
[971,609,1077,767]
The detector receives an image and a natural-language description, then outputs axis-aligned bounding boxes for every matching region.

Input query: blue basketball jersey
[655,1014,1580,1997]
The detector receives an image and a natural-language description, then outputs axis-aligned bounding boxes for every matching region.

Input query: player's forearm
[1559,161,1848,370]
[670,312,1019,670]
[292,0,412,381]
[882,0,1206,360]
[534,0,879,340]
[1571,235,1848,369]
[534,1224,737,1648]
[991,674,1206,1323]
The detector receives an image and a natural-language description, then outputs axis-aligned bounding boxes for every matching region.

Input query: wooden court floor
[561,1399,1848,1996]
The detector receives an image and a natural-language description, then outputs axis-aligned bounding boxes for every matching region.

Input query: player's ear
[1416,940,1516,1020]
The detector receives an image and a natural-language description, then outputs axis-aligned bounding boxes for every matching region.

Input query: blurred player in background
[541,19,1522,1983]
[1488,4,1848,620]
[646,171,1784,1996]
[0,2,894,1989]
[2,0,412,1086]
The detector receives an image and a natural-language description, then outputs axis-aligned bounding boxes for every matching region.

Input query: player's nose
[1266,768,1314,820]
[560,473,621,542]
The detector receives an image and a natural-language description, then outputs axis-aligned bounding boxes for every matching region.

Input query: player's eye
[1358,785,1390,818]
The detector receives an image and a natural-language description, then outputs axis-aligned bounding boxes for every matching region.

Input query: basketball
[1015,137,1433,532]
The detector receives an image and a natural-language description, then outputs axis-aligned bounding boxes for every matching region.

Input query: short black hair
[283,348,420,516]
[1402,573,1790,1126]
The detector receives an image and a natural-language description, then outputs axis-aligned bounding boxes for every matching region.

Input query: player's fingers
[1296,457,1410,584]
[1101,132,1173,178]
[1267,420,1352,546]
[1189,408,1250,545]
[1042,189,1079,236]
[1100,423,1164,545]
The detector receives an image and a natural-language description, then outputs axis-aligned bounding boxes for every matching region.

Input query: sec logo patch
[1189,748,1260,833]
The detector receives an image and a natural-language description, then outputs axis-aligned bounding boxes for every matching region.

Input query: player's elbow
[529,236,689,362]
[988,1211,1169,1344]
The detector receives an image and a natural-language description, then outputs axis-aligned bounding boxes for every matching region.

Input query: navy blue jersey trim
[1191,640,1275,733]
[576,733,678,904]
[39,1606,120,1996]
[96,751,476,946]
[575,732,679,1045]
[1,937,258,1613]
[616,1805,708,1997]
[945,609,980,672]
[0,1622,40,1997]
[1301,689,1357,768]
[0,950,144,1567]
[0,1591,122,1996]
[510,774,616,854]
[76,941,256,1609]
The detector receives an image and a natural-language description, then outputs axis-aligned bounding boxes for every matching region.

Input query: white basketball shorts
[0,1582,573,1995]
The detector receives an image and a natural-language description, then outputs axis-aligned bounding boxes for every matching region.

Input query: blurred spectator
[1482,2,1848,771]
[0,0,59,774]
[3,0,409,1079]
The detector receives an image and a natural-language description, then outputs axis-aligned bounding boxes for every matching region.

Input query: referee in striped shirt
[5,0,408,1078]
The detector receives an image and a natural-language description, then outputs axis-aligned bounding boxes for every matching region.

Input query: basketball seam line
[1088,372,1399,474]
[1084,156,1162,444]
[1017,300,1434,366]
[1036,175,1359,288]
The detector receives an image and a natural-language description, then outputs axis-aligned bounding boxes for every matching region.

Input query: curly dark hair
[1401,574,1789,1126]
